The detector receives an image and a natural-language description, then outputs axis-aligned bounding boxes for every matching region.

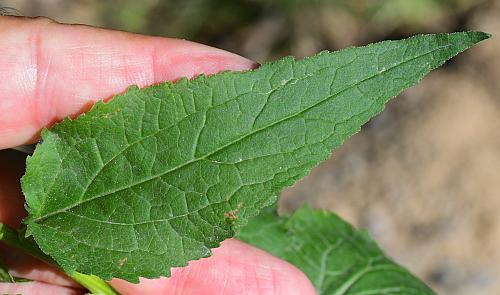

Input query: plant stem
[70,272,119,295]
[0,223,119,295]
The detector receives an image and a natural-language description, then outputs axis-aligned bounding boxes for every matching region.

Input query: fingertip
[148,38,258,83]
[215,239,317,295]
[110,239,316,295]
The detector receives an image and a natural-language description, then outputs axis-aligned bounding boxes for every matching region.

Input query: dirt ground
[281,5,500,294]
[1,0,499,294]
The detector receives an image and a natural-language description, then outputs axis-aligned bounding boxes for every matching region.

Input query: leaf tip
[468,31,492,43]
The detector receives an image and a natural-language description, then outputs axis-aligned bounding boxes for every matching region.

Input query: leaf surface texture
[21,32,489,281]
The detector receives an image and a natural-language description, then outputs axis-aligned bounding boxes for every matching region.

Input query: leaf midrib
[33,44,450,223]
[332,264,411,295]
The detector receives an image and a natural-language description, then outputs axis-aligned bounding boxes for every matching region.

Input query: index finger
[0,16,256,149]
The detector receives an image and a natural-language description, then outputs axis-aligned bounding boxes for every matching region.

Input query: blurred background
[1,0,499,294]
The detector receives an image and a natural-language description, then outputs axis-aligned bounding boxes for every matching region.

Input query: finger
[0,281,83,295]
[0,244,81,288]
[0,16,257,149]
[110,239,316,295]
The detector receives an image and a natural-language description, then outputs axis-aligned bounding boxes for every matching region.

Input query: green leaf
[238,205,436,295]
[21,32,489,281]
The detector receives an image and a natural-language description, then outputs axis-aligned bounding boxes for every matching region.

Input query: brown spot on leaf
[224,203,243,223]
[118,257,128,268]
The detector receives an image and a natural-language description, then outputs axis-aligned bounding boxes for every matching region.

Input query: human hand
[0,16,316,295]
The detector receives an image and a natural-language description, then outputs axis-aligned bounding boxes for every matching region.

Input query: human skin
[0,16,316,295]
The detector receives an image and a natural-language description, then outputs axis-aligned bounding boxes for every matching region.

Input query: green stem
[0,223,118,295]
[71,272,119,295]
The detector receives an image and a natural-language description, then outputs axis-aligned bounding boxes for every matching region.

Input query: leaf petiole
[71,272,120,295]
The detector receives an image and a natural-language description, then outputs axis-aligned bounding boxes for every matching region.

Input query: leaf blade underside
[238,206,436,295]
[21,32,489,281]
